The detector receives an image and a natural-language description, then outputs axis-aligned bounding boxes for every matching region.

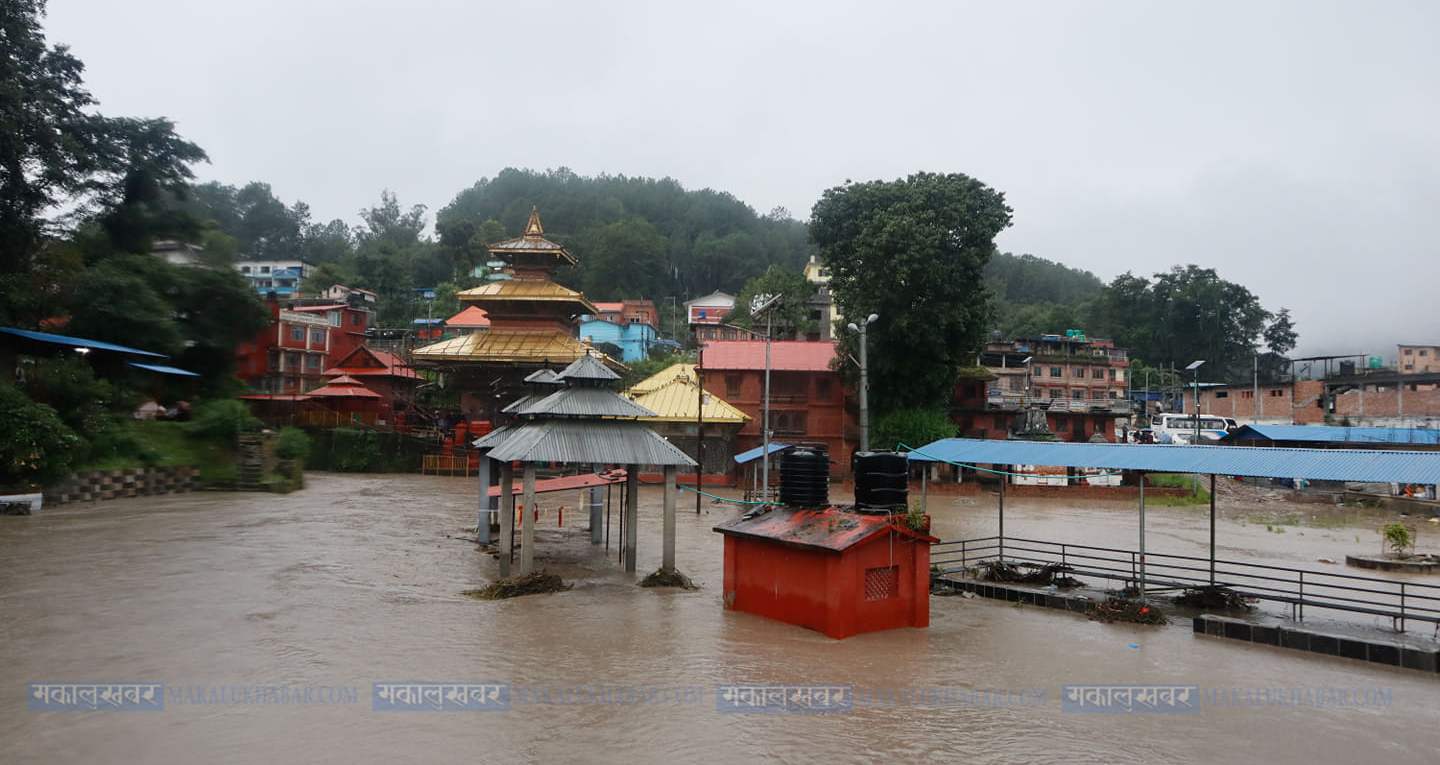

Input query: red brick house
[699,340,856,476]
[234,302,337,393]
[591,299,659,329]
[288,303,371,362]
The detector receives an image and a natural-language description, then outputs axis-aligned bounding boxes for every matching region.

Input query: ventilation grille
[864,565,899,601]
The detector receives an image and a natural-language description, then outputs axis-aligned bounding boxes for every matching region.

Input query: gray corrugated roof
[517,387,656,418]
[908,438,1440,484]
[486,420,696,466]
[557,354,620,382]
[524,368,564,385]
[501,394,543,414]
[471,425,512,449]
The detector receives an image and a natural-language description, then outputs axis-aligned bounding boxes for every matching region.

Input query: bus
[1151,413,1229,444]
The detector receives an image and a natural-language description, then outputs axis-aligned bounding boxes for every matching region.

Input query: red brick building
[289,303,371,362]
[591,299,659,329]
[698,340,856,476]
[234,303,337,393]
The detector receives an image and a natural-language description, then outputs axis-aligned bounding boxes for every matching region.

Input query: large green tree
[728,264,815,339]
[811,172,1013,411]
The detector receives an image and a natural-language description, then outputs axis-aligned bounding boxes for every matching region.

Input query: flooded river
[2,474,1438,763]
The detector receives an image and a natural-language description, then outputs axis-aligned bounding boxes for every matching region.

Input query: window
[772,411,808,436]
[1048,389,1059,399]
[1072,389,1084,399]
[260,266,271,274]
[351,313,362,326]
[327,310,341,326]
[725,374,742,398]
[289,325,303,341]
[1404,349,1414,356]
[815,377,832,400]
[285,352,301,370]
[1215,391,1229,399]
[311,329,326,345]
[240,266,251,274]
[1268,389,1284,397]
[1422,350,1430,357]
[1405,364,1415,371]
[864,566,899,601]
[1050,367,1062,378]
[1108,368,1116,380]
[1240,390,1253,399]
[305,354,321,370]
[771,373,808,400]
[1093,368,1105,379]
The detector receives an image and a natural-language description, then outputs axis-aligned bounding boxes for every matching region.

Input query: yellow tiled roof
[412,330,619,367]
[624,363,749,424]
[457,279,596,312]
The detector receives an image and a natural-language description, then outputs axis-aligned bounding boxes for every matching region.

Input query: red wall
[722,531,930,639]
[702,368,856,476]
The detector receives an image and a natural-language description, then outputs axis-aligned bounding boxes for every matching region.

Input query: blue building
[235,259,312,297]
[579,318,656,362]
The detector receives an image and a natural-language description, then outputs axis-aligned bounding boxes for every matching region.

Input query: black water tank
[779,447,829,507]
[853,451,909,510]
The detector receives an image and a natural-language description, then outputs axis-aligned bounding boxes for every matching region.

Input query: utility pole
[1186,360,1206,443]
[848,313,879,451]
[750,294,781,502]
[696,341,704,514]
[1253,354,1260,422]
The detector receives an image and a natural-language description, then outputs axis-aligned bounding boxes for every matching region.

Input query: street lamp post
[750,295,783,502]
[847,313,879,452]
[1185,360,1206,443]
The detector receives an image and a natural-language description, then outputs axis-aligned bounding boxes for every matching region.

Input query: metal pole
[624,465,639,573]
[1138,473,1147,599]
[498,461,514,577]
[998,469,1005,563]
[696,345,704,514]
[476,452,493,545]
[1193,373,1200,442]
[1254,354,1260,422]
[859,322,870,451]
[761,311,772,501]
[1209,473,1217,585]
[520,462,537,575]
[662,465,677,572]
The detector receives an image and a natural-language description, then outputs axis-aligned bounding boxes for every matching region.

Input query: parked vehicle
[1151,413,1228,444]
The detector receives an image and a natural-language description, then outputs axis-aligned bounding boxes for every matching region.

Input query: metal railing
[932,535,1440,632]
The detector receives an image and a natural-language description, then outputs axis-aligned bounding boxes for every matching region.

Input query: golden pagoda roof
[456,279,598,312]
[412,329,622,368]
[487,207,577,265]
[624,363,749,424]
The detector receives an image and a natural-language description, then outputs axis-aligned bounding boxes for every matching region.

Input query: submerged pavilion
[475,353,696,577]
[412,207,618,422]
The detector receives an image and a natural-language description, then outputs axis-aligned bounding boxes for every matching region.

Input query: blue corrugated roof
[128,362,201,377]
[907,438,1440,484]
[1224,424,1440,446]
[734,442,793,464]
[0,327,167,358]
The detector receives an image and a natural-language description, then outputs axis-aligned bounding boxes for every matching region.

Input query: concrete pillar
[498,461,514,578]
[624,465,639,573]
[589,463,603,545]
[520,462,537,576]
[476,452,492,545]
[662,465,677,572]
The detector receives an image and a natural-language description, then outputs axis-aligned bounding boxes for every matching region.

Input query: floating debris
[979,561,1082,588]
[1174,586,1255,611]
[463,571,570,600]
[1091,597,1168,625]
[639,568,698,590]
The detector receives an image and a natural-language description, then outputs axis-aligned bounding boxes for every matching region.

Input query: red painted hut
[713,506,936,639]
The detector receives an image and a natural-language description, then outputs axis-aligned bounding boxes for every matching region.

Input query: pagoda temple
[411,207,618,422]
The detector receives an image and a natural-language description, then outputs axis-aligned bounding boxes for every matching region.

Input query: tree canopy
[728,265,816,339]
[811,172,1012,412]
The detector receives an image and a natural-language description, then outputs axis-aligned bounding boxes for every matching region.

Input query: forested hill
[437,168,811,303]
[984,252,1104,337]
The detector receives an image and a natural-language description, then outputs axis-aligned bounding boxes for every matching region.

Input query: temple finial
[525,206,544,237]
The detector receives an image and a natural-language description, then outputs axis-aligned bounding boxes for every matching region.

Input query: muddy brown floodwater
[2,473,1438,764]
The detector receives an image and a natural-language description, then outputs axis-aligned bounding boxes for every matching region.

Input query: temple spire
[524,206,544,237]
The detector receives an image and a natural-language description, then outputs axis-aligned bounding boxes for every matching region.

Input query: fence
[932,535,1440,632]
[421,453,478,476]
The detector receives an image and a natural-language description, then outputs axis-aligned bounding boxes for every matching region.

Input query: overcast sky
[45,0,1439,359]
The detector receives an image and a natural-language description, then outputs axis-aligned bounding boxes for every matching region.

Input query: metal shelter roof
[557,353,620,382]
[486,420,696,466]
[523,368,564,385]
[623,363,750,424]
[1223,424,1440,447]
[734,442,793,464]
[907,438,1440,484]
[1,327,168,358]
[514,386,656,418]
[128,362,200,377]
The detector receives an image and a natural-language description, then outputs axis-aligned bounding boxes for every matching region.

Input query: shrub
[275,427,312,462]
[86,419,162,467]
[872,407,956,453]
[1383,523,1414,558]
[0,383,83,489]
[20,357,123,439]
[186,399,260,441]
[331,428,382,472]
